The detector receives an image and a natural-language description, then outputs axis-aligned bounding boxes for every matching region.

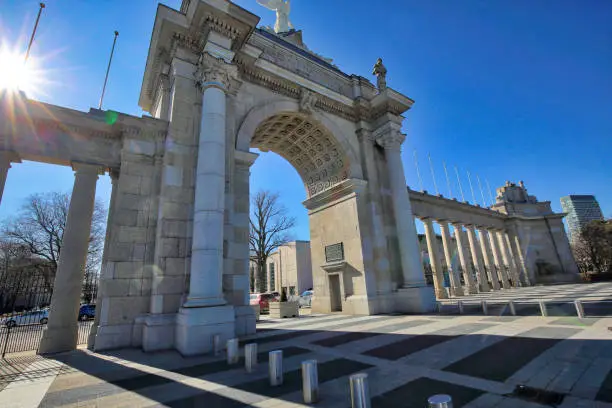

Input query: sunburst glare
[0,40,48,97]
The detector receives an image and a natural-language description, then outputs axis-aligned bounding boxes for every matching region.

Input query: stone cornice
[303,178,367,213]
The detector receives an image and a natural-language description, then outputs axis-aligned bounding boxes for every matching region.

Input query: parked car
[250,293,277,312]
[1,309,49,327]
[78,304,96,321]
[298,290,313,308]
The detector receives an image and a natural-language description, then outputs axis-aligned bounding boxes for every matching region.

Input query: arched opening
[251,112,351,197]
[246,110,370,314]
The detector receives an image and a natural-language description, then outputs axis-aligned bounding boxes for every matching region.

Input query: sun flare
[0,42,44,96]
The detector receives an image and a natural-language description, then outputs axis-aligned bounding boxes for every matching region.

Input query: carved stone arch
[235,98,362,197]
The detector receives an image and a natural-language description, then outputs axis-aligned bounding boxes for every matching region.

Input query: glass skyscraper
[560,195,604,242]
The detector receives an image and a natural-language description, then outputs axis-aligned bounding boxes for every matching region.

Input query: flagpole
[99,31,119,110]
[467,170,477,204]
[486,179,495,206]
[25,3,45,64]
[428,153,439,196]
[477,175,487,207]
[413,150,424,192]
[454,166,465,202]
[443,161,453,199]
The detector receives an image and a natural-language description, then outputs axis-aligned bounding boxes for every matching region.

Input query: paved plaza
[442,282,612,302]
[0,286,611,408]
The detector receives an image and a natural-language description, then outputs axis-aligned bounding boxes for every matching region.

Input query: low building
[250,241,313,296]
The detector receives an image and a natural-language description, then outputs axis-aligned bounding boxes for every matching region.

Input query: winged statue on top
[257,0,294,34]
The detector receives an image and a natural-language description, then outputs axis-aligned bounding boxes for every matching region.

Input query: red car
[250,293,277,312]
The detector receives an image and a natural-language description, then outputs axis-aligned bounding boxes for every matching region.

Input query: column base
[39,322,78,354]
[234,305,256,337]
[143,314,176,352]
[450,286,464,297]
[435,287,449,299]
[175,305,235,356]
[465,284,479,295]
[395,285,437,313]
[92,324,134,351]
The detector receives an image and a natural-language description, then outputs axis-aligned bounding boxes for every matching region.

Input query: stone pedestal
[142,314,176,352]
[394,286,437,313]
[175,305,235,356]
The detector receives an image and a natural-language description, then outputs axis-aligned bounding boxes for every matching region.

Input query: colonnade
[419,217,526,299]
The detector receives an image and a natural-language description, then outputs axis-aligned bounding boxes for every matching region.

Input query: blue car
[78,304,96,321]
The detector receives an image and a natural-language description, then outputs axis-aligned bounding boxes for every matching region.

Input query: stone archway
[237,104,377,315]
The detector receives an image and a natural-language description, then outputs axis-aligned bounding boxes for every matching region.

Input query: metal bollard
[349,373,371,408]
[269,350,283,386]
[508,300,517,316]
[574,300,585,319]
[212,334,221,356]
[227,338,239,365]
[428,394,453,408]
[539,300,548,317]
[245,343,258,373]
[301,360,319,403]
[481,300,488,316]
[458,301,464,315]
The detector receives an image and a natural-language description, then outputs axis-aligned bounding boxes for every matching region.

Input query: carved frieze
[250,32,353,98]
[299,88,318,114]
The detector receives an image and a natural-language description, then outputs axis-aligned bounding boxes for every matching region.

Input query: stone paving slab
[2,309,612,408]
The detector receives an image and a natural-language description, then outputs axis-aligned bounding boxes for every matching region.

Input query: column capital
[355,128,377,143]
[195,52,239,93]
[71,162,105,176]
[109,168,120,183]
[376,131,405,151]
[0,151,21,167]
[450,221,464,229]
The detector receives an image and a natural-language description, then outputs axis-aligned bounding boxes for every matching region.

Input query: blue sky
[1,0,610,240]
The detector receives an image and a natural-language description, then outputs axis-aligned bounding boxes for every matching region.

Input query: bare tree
[1,192,107,294]
[572,220,612,277]
[249,190,296,294]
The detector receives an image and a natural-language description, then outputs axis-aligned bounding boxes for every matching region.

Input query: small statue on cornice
[257,0,294,34]
[372,58,387,91]
[300,88,318,114]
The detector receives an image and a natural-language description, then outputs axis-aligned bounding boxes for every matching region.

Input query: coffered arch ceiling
[251,113,351,197]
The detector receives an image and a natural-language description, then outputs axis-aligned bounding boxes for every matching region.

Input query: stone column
[452,223,478,294]
[439,221,463,296]
[504,231,528,286]
[465,225,490,292]
[39,163,102,354]
[175,51,239,356]
[478,228,501,290]
[422,218,448,299]
[376,129,427,288]
[496,230,520,287]
[185,54,238,308]
[87,169,119,350]
[488,229,511,289]
[0,151,19,206]
[356,128,392,294]
[231,150,258,337]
